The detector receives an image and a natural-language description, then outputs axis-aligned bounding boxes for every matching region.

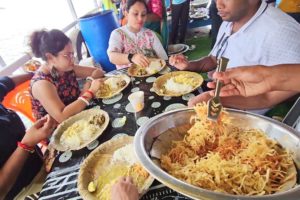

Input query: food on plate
[51,108,109,151]
[88,181,97,193]
[146,59,164,74]
[128,58,166,77]
[23,60,41,72]
[78,135,153,200]
[160,103,296,195]
[153,71,203,96]
[94,144,150,199]
[44,146,59,173]
[60,114,106,149]
[96,75,130,98]
[164,74,199,93]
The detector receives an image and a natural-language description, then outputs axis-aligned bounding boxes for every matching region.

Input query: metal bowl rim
[134,107,300,199]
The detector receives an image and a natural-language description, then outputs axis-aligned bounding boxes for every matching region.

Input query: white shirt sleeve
[152,33,168,60]
[107,29,123,54]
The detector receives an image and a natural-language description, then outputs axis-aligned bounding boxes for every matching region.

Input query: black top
[0,76,42,199]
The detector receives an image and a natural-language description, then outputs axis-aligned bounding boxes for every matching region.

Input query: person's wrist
[18,141,35,153]
[86,76,94,82]
[85,89,95,98]
[21,135,36,147]
[78,96,90,106]
[128,53,134,63]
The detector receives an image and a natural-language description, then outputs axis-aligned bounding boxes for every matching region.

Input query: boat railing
[0,0,102,76]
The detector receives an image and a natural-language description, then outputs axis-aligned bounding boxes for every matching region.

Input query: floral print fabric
[147,0,163,19]
[30,70,80,120]
[107,26,168,69]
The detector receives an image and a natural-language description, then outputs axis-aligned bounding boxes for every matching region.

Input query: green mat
[182,35,212,79]
[184,35,212,61]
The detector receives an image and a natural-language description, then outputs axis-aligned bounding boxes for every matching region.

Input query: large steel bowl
[134,108,300,200]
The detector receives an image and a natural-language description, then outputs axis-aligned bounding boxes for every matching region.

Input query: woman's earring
[50,66,59,80]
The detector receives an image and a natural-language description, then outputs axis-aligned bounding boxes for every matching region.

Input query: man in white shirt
[169,0,300,113]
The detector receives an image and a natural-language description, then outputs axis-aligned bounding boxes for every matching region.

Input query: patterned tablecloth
[38,67,207,200]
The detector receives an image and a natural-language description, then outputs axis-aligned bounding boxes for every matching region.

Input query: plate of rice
[127,58,166,77]
[77,135,154,200]
[95,74,130,99]
[153,71,203,97]
[51,108,109,151]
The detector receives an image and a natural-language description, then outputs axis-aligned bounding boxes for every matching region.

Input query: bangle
[80,95,91,100]
[85,90,95,98]
[78,96,89,106]
[17,142,35,154]
[86,76,94,82]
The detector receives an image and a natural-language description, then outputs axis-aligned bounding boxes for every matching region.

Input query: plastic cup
[128,91,144,112]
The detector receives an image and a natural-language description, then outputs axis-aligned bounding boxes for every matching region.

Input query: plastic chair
[2,80,35,122]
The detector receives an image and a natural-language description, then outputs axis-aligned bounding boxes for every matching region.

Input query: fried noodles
[161,103,295,195]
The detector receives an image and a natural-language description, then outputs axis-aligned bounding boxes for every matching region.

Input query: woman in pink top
[107,0,167,69]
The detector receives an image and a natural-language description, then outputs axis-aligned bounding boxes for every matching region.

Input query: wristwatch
[128,53,134,63]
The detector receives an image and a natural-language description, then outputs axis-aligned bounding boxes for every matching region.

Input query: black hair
[126,0,148,12]
[29,29,70,61]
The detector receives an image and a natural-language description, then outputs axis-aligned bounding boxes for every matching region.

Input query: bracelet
[85,90,95,98]
[86,76,94,82]
[80,95,90,100]
[17,142,35,154]
[78,96,89,106]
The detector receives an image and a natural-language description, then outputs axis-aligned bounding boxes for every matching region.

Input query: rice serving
[111,144,138,166]
[104,77,120,90]
[164,78,193,94]
[60,114,105,149]
[146,60,162,74]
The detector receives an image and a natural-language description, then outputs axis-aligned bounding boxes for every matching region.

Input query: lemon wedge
[88,181,96,192]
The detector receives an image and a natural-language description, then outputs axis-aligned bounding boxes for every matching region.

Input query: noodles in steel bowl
[160,103,296,196]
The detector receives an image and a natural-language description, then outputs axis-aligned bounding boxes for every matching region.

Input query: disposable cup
[128,91,144,112]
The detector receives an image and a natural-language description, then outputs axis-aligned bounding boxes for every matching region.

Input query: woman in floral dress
[29,29,104,123]
[107,0,167,69]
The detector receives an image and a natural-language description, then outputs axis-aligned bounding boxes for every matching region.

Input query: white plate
[168,44,189,55]
[168,44,185,54]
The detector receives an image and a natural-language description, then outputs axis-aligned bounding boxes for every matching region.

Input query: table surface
[39,67,206,200]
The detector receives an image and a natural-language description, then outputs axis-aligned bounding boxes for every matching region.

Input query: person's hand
[169,54,189,70]
[207,66,271,97]
[132,54,150,68]
[111,176,139,200]
[21,115,57,147]
[89,78,104,95]
[188,91,212,107]
[91,68,105,79]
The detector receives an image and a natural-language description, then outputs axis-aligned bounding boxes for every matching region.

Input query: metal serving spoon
[207,57,229,121]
